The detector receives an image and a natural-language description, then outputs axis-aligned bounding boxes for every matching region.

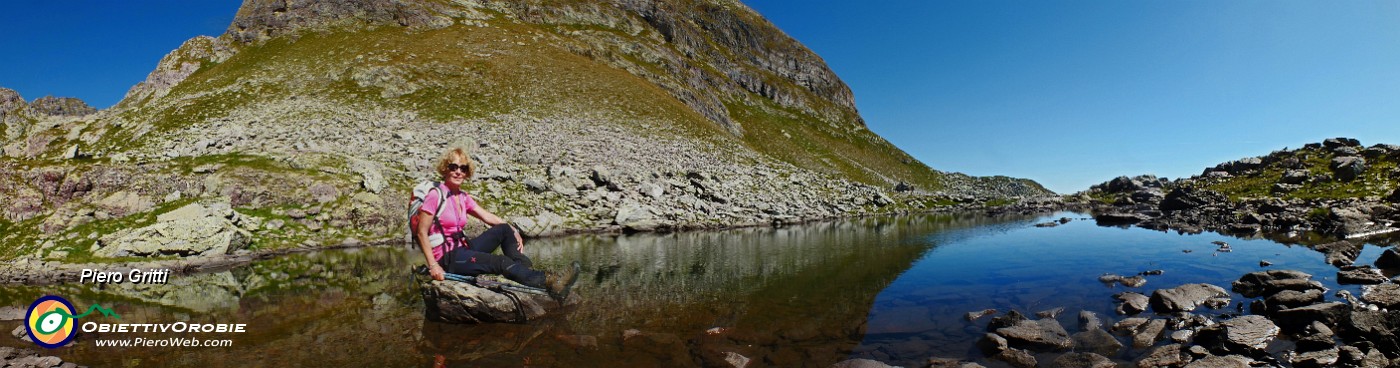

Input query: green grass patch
[726,98,943,191]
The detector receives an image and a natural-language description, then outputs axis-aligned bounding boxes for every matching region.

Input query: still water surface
[0,212,1385,367]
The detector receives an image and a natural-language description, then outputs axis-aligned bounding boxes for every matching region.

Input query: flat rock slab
[1338,267,1389,284]
[1196,315,1279,354]
[1274,302,1349,333]
[995,318,1073,351]
[1150,283,1229,313]
[418,276,578,324]
[1232,270,1323,298]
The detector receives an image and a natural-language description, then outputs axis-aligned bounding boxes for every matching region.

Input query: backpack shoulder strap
[427,187,447,233]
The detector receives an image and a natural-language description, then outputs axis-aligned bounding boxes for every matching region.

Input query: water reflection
[0,213,1041,367]
[23,210,1379,367]
[854,212,1387,367]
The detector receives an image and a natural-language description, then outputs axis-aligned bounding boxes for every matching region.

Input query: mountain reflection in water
[8,211,1369,367]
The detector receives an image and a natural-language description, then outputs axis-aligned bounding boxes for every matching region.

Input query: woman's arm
[416,211,445,281]
[468,205,525,253]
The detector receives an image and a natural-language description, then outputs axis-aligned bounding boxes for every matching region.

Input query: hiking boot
[545,261,581,300]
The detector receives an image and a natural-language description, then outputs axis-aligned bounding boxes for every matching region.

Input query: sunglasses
[447,163,470,173]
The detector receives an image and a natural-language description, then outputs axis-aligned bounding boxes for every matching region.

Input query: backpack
[406,181,446,249]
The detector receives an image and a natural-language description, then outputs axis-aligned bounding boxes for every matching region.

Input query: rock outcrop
[418,273,579,323]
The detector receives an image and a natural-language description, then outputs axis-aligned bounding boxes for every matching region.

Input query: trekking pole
[415,265,552,296]
[441,272,551,296]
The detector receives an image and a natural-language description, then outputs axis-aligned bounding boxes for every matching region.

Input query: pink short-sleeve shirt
[419,184,478,261]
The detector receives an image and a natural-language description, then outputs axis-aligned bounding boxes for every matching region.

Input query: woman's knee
[490,223,513,232]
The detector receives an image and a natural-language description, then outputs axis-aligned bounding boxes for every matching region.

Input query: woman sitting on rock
[415,145,579,299]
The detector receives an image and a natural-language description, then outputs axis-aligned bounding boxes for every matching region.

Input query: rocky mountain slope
[0,0,1050,262]
[1079,137,1400,243]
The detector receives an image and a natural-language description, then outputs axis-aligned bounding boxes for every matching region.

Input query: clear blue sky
[745,0,1400,193]
[4,1,1400,193]
[0,1,241,108]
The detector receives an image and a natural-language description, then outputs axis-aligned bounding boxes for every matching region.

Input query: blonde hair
[435,146,476,179]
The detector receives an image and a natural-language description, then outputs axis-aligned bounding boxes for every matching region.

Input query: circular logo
[26,295,76,348]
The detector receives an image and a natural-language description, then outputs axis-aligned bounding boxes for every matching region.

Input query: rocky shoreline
[1076,138,1400,244]
[0,200,1061,286]
[938,265,1400,368]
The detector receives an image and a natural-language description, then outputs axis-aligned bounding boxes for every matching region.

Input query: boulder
[1374,248,1400,269]
[614,203,662,232]
[1279,169,1311,184]
[1104,176,1144,193]
[994,348,1038,368]
[95,202,251,257]
[349,158,387,193]
[1340,309,1400,355]
[638,182,665,198]
[1194,315,1278,355]
[1132,319,1167,348]
[1135,344,1190,368]
[1150,284,1229,313]
[986,310,1028,331]
[1232,270,1324,298]
[994,318,1073,351]
[1327,209,1375,239]
[1263,289,1324,313]
[1275,302,1348,332]
[1050,352,1115,368]
[1115,292,1149,315]
[1095,212,1151,225]
[1323,137,1362,149]
[511,211,565,237]
[976,332,1009,355]
[1071,329,1123,356]
[1291,348,1340,368]
[1338,266,1388,285]
[1362,283,1400,309]
[1111,317,1148,336]
[1160,188,1225,213]
[418,274,578,323]
[1330,156,1367,182]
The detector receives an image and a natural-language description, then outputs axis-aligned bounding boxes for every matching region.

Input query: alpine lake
[0,211,1390,367]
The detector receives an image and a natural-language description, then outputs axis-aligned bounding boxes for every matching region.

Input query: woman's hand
[513,226,525,253]
[428,262,446,281]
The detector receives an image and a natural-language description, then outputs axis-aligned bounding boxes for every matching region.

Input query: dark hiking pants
[438,224,545,288]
